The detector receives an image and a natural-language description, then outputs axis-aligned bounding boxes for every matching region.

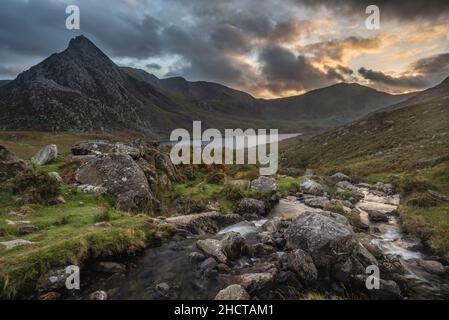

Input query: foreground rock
[31,144,58,165]
[215,285,250,300]
[250,176,277,193]
[302,196,330,209]
[221,232,247,260]
[300,179,324,196]
[0,146,26,182]
[367,210,389,222]
[235,198,268,218]
[76,154,156,212]
[196,239,227,263]
[235,273,275,293]
[286,211,377,273]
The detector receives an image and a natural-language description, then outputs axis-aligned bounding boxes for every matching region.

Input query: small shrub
[94,207,111,222]
[54,215,70,226]
[406,193,438,208]
[175,197,207,215]
[205,172,225,184]
[221,185,244,201]
[12,167,60,204]
[397,174,432,196]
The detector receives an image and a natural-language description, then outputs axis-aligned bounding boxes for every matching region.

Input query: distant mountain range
[0,35,417,138]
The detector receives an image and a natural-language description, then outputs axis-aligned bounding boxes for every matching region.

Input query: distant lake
[158,133,301,150]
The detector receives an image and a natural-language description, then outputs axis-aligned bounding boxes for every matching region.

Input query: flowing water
[79,187,449,300]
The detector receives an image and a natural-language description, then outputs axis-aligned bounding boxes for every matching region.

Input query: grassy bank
[0,179,173,299]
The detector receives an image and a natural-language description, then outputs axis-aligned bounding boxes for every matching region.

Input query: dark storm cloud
[258,45,337,93]
[358,53,449,89]
[303,37,382,63]
[325,65,355,82]
[161,25,254,86]
[210,24,253,54]
[292,0,449,20]
[358,67,428,88]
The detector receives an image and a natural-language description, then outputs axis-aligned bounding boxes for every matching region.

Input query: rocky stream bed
[68,177,449,300]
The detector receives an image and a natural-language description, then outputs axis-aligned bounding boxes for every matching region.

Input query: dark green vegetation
[0,35,412,138]
[281,76,449,255]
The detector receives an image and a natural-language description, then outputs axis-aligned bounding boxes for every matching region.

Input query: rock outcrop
[73,140,179,213]
[76,154,157,212]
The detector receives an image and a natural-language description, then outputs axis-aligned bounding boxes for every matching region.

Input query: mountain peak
[66,35,106,56]
[68,35,95,48]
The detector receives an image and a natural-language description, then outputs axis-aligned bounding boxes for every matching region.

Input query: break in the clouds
[0,0,449,97]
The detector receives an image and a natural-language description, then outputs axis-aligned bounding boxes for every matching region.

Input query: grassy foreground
[0,170,173,299]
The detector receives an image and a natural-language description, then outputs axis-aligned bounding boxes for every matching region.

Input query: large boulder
[0,146,26,182]
[250,176,277,193]
[75,154,156,212]
[215,284,250,300]
[31,144,58,165]
[285,211,356,267]
[300,179,324,196]
[235,198,268,217]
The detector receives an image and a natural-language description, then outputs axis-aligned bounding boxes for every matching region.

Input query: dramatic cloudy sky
[1,0,449,97]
